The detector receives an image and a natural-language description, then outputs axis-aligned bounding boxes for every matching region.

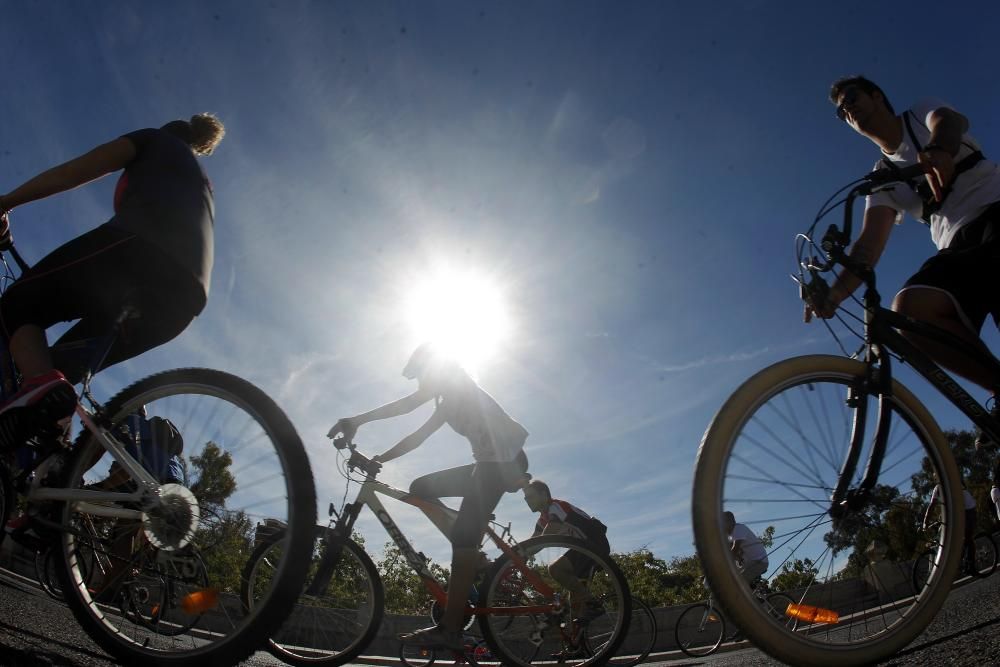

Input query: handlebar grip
[332,436,351,451]
[864,163,927,186]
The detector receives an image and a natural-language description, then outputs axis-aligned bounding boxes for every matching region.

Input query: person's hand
[804,284,844,323]
[918,146,955,203]
[0,211,12,251]
[327,417,358,442]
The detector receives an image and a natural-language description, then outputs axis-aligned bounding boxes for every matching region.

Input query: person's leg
[892,287,1000,392]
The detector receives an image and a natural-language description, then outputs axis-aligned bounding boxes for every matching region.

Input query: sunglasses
[835,88,861,122]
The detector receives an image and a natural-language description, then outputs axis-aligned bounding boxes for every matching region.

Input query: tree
[771,558,819,592]
[189,441,237,508]
[377,542,450,615]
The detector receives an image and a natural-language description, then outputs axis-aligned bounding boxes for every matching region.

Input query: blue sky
[5,1,1000,565]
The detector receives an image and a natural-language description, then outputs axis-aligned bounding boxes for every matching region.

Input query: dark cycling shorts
[901,204,1000,333]
[410,450,529,549]
[0,223,205,384]
[566,532,611,578]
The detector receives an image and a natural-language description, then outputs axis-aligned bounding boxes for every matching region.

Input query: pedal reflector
[786,603,839,624]
[181,588,219,614]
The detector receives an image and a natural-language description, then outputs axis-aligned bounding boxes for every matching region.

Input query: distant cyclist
[924,482,978,577]
[723,511,768,586]
[328,342,529,652]
[808,76,1000,448]
[0,114,224,449]
[523,479,610,624]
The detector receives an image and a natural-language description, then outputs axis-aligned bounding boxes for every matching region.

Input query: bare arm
[805,204,896,321]
[328,387,436,440]
[920,107,970,202]
[376,408,447,463]
[0,137,136,213]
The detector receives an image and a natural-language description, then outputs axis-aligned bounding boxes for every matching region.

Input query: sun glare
[404,269,511,373]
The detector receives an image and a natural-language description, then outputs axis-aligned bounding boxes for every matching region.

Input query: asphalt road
[1,567,999,666]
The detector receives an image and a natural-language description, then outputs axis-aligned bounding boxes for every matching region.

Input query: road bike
[241,436,631,666]
[674,577,796,658]
[912,521,997,592]
[0,222,317,666]
[692,163,983,666]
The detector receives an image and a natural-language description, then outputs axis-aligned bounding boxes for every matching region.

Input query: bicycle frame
[309,455,557,618]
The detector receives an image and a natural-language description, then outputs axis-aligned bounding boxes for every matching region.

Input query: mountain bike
[0,222,317,666]
[912,520,997,592]
[692,163,980,666]
[241,436,631,667]
[674,577,796,658]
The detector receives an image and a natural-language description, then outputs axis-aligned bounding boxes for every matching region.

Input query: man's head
[722,511,736,534]
[829,75,894,128]
[523,479,552,513]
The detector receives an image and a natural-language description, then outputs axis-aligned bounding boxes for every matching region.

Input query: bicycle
[674,578,796,658]
[692,163,980,666]
[0,222,318,666]
[912,521,998,592]
[240,436,632,667]
[399,632,494,666]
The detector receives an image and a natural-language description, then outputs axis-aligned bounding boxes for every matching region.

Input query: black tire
[912,550,934,594]
[242,529,384,666]
[972,532,998,578]
[692,355,965,667]
[129,548,210,636]
[399,642,437,667]
[54,368,317,667]
[674,602,724,657]
[592,597,656,666]
[764,593,799,631]
[36,548,63,601]
[478,535,631,667]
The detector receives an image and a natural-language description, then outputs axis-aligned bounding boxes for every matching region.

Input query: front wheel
[692,355,965,667]
[55,368,317,667]
[674,602,724,657]
[478,535,631,667]
[243,529,384,666]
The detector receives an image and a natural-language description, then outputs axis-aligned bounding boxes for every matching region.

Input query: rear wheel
[478,535,630,667]
[243,530,384,666]
[592,597,656,666]
[674,602,724,657]
[55,368,316,667]
[692,355,964,667]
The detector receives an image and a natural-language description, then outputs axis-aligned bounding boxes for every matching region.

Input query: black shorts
[902,204,1000,333]
[566,533,611,578]
[409,450,529,549]
[0,224,205,384]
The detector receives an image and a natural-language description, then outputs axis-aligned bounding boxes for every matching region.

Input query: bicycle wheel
[243,529,384,666]
[399,642,437,667]
[589,597,656,666]
[911,550,934,594]
[973,532,998,577]
[674,602,724,657]
[764,592,799,631]
[692,355,965,667]
[36,548,64,600]
[54,368,317,667]
[478,535,631,667]
[129,547,211,636]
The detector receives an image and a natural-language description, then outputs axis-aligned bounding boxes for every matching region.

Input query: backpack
[146,416,184,457]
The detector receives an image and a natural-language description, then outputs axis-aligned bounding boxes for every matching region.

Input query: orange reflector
[786,603,839,624]
[181,588,220,614]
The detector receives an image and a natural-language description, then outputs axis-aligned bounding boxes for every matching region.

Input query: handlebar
[331,436,382,477]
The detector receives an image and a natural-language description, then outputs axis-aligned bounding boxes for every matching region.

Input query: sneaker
[0,371,76,449]
[398,625,464,652]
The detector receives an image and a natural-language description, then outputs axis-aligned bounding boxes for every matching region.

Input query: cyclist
[723,511,768,586]
[523,479,610,623]
[328,342,529,651]
[992,462,1000,524]
[807,76,1000,447]
[923,482,978,577]
[0,114,224,450]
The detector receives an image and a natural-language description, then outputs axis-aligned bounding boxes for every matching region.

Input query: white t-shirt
[730,523,768,565]
[991,486,1000,522]
[434,379,528,463]
[865,98,1000,250]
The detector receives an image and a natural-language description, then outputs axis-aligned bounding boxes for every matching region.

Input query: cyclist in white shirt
[992,463,1000,524]
[808,76,1000,448]
[923,483,978,577]
[723,511,768,586]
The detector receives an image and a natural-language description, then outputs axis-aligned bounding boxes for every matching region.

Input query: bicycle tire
[130,548,210,636]
[591,597,656,666]
[36,548,63,601]
[674,602,724,657]
[399,642,437,667]
[478,534,631,667]
[242,528,384,666]
[53,368,317,667]
[692,355,965,667]
[973,531,998,578]
[911,550,934,594]
[765,592,799,631]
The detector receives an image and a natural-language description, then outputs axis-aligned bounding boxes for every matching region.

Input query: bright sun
[404,268,511,373]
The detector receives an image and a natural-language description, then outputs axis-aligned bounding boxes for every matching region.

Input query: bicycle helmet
[402,342,435,380]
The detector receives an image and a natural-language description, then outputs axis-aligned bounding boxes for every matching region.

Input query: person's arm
[375,407,447,463]
[328,387,435,440]
[919,107,970,202]
[0,137,136,213]
[805,204,896,321]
